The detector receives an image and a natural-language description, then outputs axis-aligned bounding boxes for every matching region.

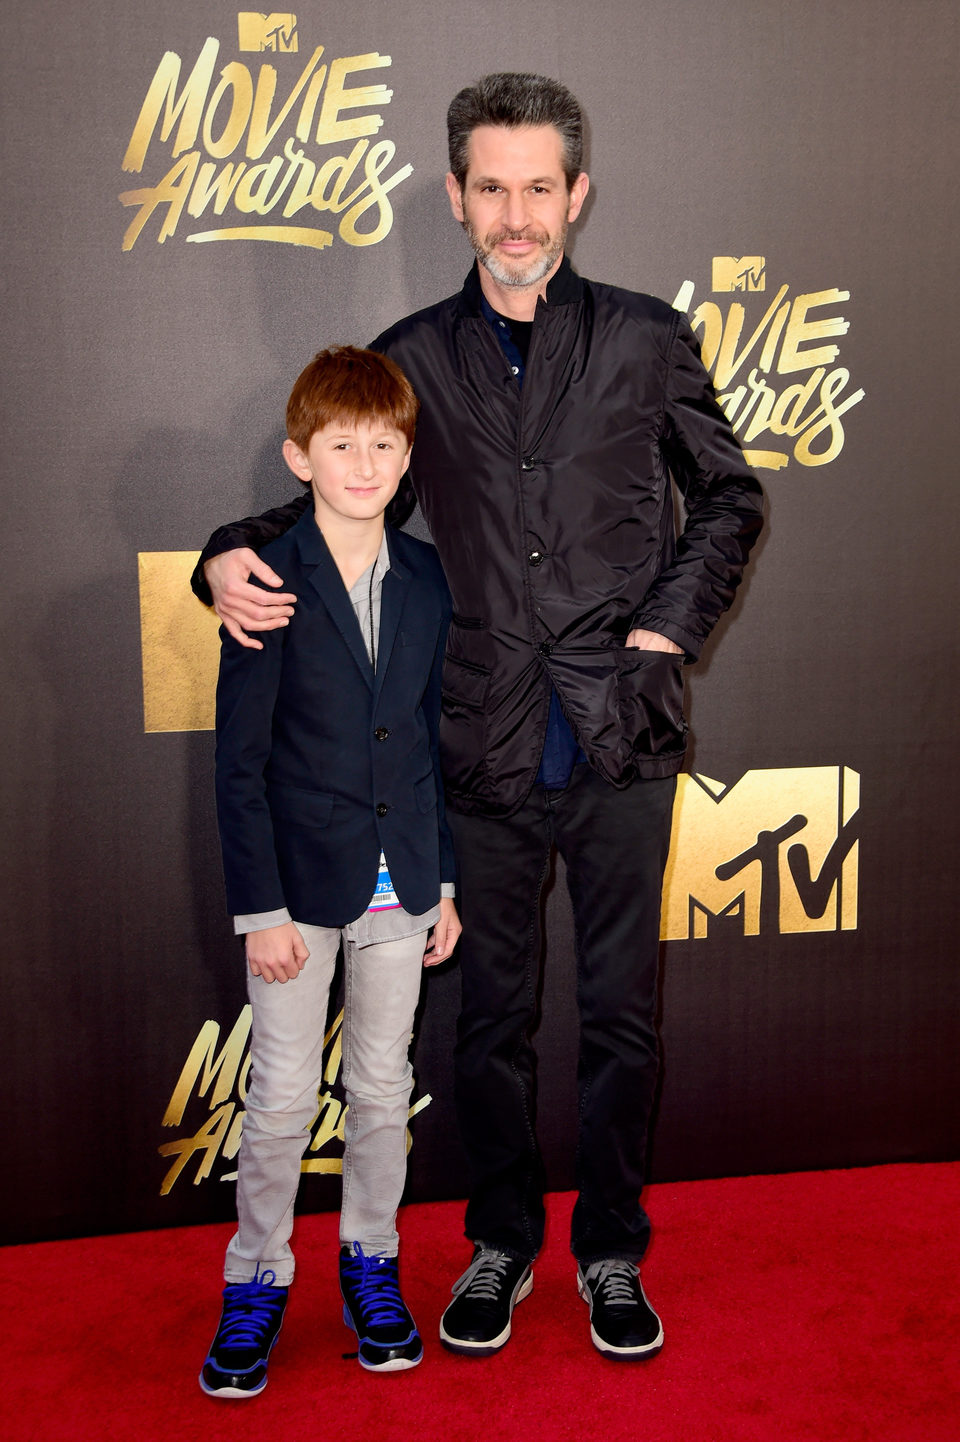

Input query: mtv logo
[712,256,766,293]
[661,767,859,940]
[237,12,298,52]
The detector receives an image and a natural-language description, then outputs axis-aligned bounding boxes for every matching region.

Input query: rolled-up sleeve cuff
[233,907,292,935]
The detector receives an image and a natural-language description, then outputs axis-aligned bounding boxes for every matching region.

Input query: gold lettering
[187,160,248,218]
[339,143,413,247]
[281,138,318,216]
[119,151,200,249]
[122,38,220,171]
[161,1006,252,1125]
[234,156,288,214]
[711,285,791,390]
[739,369,779,442]
[779,290,850,375]
[793,369,865,466]
[295,65,329,142]
[202,63,254,158]
[768,367,826,437]
[309,140,370,212]
[158,1102,236,1194]
[306,1091,345,1154]
[314,53,392,145]
[323,1010,343,1084]
[757,301,790,374]
[247,47,326,158]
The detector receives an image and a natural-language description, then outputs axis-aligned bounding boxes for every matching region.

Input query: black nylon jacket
[196,258,763,819]
[371,259,763,815]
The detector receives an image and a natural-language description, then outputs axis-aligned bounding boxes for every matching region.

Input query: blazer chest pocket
[399,625,436,648]
[268,784,335,828]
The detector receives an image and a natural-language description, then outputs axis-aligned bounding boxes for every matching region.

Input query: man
[196,72,763,1361]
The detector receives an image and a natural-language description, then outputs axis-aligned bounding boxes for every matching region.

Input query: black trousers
[448,764,677,1265]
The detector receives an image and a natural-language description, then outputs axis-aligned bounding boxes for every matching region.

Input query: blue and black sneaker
[339,1243,423,1372]
[199,1269,288,1398]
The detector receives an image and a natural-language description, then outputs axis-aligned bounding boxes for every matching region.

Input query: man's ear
[566,171,589,224]
[282,438,312,483]
[445,171,465,223]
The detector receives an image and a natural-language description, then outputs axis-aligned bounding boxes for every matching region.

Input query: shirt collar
[347,530,390,603]
[459,253,582,316]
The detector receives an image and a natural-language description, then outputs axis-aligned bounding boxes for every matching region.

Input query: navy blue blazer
[215,506,454,927]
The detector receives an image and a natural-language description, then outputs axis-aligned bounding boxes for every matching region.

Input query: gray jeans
[224,922,426,1285]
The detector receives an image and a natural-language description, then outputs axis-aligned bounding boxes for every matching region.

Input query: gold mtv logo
[238,11,298,52]
[712,256,766,292]
[662,767,859,939]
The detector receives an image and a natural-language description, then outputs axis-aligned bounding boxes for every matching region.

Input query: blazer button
[538,641,553,657]
[376,803,389,817]
[375,727,389,741]
[520,456,535,471]
[528,550,544,565]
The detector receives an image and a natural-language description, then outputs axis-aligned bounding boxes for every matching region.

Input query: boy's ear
[400,444,412,477]
[282,438,312,484]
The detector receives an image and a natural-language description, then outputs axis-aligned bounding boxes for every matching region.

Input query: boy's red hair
[286,345,419,452]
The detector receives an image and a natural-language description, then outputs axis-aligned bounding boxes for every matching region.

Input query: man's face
[446,124,589,290]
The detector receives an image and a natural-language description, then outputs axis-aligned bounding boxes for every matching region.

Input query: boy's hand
[205,548,298,650]
[423,897,462,967]
[246,922,309,983]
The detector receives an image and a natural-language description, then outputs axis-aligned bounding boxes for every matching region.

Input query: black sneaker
[199,1270,288,1398]
[439,1245,533,1355]
[339,1244,423,1372]
[577,1259,664,1360]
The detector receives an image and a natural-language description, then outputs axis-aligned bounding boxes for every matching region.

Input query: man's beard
[462,218,566,289]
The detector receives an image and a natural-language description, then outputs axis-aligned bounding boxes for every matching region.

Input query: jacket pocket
[267,783,335,828]
[613,648,687,760]
[441,653,490,713]
[440,653,491,796]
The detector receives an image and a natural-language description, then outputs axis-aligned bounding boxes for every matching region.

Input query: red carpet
[4,1164,959,1442]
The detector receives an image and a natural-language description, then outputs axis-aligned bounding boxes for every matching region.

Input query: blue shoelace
[341,1246,408,1327]
[218,1269,286,1349]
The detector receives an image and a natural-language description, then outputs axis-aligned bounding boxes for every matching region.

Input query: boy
[200,346,460,1397]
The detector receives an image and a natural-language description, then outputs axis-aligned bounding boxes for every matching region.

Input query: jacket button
[520,456,535,471]
[538,641,553,657]
[376,803,389,817]
[528,550,544,565]
[375,727,389,741]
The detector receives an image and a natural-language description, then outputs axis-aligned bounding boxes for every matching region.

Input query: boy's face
[283,419,411,528]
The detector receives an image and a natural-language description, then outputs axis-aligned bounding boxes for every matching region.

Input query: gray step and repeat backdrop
[3,2,958,1244]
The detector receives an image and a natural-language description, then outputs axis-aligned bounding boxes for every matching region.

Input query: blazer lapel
[294,514,374,688]
[374,535,410,696]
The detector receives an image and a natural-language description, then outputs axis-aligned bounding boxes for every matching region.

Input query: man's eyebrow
[469,174,558,187]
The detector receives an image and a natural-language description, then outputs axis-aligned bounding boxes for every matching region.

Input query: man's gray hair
[447,72,584,190]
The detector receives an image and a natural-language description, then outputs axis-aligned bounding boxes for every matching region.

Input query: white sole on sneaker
[576,1272,664,1360]
[357,1349,424,1372]
[198,1371,268,1398]
[438,1271,534,1354]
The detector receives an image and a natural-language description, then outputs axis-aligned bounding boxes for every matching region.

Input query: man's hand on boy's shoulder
[423,897,462,968]
[205,548,299,650]
[245,921,309,982]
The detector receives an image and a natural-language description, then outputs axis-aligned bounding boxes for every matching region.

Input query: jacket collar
[457,253,583,317]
